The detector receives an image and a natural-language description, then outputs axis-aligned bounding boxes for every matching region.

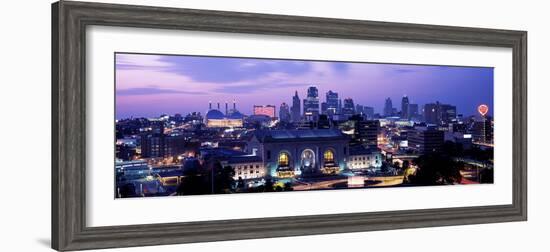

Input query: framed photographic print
[52,1,527,251]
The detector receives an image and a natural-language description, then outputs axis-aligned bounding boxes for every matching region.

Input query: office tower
[321,102,328,115]
[342,98,355,119]
[291,90,301,122]
[325,90,339,118]
[401,95,409,119]
[384,97,393,117]
[408,103,419,120]
[440,104,457,123]
[279,102,291,123]
[472,117,493,144]
[424,102,440,124]
[356,104,364,115]
[424,102,457,125]
[303,86,320,122]
[363,106,374,119]
[408,126,444,154]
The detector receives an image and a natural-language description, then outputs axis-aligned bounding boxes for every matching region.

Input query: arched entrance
[321,149,339,174]
[300,149,316,173]
[276,151,294,178]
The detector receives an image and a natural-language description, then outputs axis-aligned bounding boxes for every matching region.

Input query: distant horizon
[115,53,494,120]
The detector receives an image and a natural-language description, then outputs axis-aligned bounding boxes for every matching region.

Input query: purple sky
[115,53,493,119]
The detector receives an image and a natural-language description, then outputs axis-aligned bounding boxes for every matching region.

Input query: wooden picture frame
[52,1,527,251]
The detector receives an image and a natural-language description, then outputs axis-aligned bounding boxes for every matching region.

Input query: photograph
[114,52,495,198]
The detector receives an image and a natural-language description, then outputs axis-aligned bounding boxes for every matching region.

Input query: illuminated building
[472,117,493,144]
[116,141,137,161]
[384,97,393,117]
[317,114,331,129]
[408,103,419,120]
[223,155,267,180]
[115,160,150,178]
[408,126,444,154]
[424,102,440,124]
[253,105,276,118]
[205,101,244,128]
[424,101,457,125]
[303,86,320,122]
[348,116,380,149]
[246,114,272,128]
[341,98,355,120]
[279,102,291,123]
[347,146,382,170]
[325,90,339,118]
[440,104,457,123]
[247,129,349,178]
[472,104,493,144]
[141,134,194,158]
[291,90,301,122]
[363,106,374,119]
[401,95,409,119]
[445,131,473,149]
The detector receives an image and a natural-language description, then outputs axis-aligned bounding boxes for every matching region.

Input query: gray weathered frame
[52,1,527,251]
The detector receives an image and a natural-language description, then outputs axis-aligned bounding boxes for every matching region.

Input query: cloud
[115,53,173,70]
[213,82,310,94]
[116,87,205,96]
[392,68,418,74]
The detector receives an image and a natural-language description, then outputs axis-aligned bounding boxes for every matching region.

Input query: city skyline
[116,53,494,119]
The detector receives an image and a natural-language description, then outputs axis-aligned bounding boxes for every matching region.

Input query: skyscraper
[325,90,339,118]
[303,86,320,122]
[355,104,364,115]
[279,102,291,123]
[424,102,440,124]
[363,106,374,119]
[424,102,457,125]
[408,103,419,120]
[342,98,355,119]
[349,115,380,149]
[401,95,409,119]
[408,126,444,154]
[440,104,457,123]
[291,91,301,122]
[384,97,393,117]
[472,116,493,144]
[321,102,328,115]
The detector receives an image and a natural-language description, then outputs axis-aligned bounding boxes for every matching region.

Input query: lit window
[278,152,290,166]
[324,150,335,163]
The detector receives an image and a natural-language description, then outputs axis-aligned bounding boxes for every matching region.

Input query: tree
[284,182,294,191]
[176,174,210,195]
[393,161,401,169]
[408,154,462,185]
[264,177,275,192]
[237,177,245,191]
[119,183,137,198]
[402,160,410,170]
[380,162,389,173]
[213,163,235,194]
[176,160,209,195]
[479,167,494,183]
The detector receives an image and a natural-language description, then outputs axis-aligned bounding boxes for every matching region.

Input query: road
[292,175,405,190]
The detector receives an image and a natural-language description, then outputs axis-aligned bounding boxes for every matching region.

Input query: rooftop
[227,155,263,164]
[254,129,349,143]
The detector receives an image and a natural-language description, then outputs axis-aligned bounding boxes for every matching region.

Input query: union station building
[245,129,378,179]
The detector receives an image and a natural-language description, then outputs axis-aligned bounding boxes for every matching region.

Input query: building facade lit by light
[253,105,276,118]
[205,101,244,128]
